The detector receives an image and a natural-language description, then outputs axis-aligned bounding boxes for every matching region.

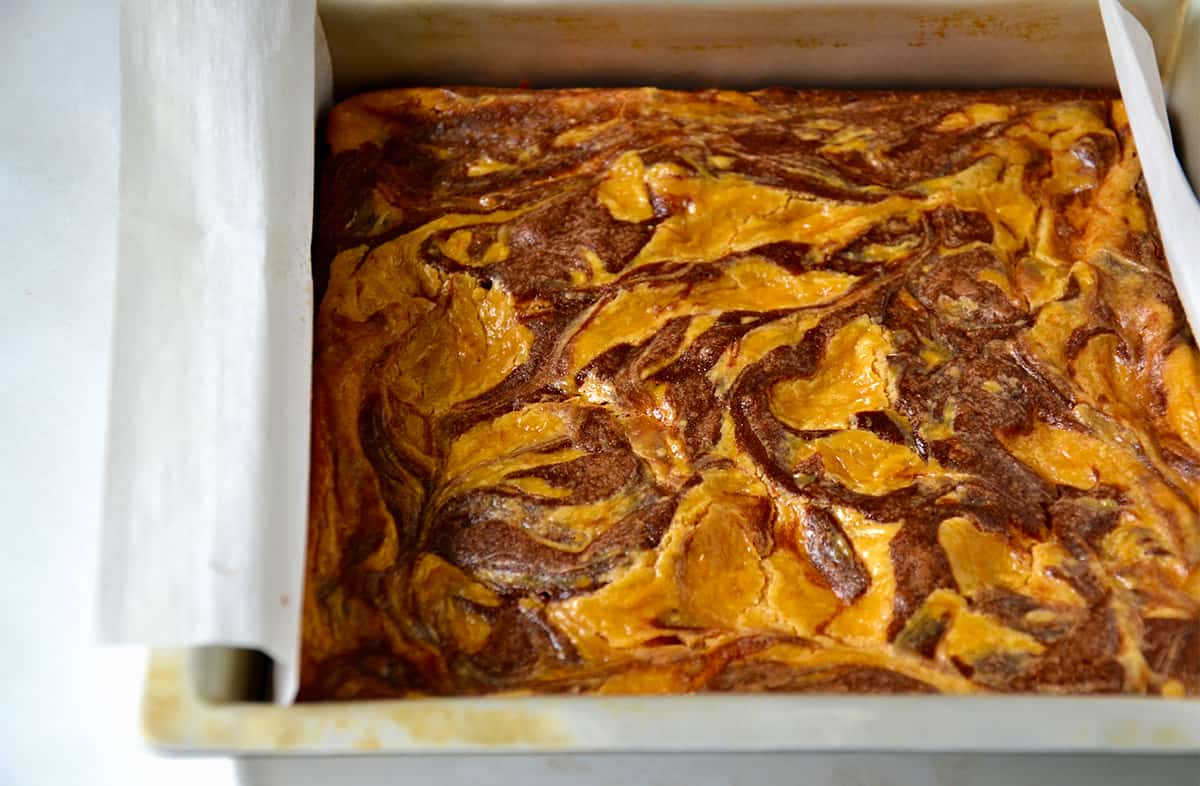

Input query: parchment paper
[97,0,1200,705]
[98,0,321,701]
[1101,0,1200,333]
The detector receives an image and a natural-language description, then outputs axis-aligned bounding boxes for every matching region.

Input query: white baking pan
[142,0,1200,762]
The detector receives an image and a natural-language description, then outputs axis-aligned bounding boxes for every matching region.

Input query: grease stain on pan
[908,10,1060,47]
[1152,726,1189,745]
[388,704,571,746]
[142,650,572,752]
[793,35,851,49]
[664,41,750,52]
[355,731,383,751]
[634,36,851,52]
[1102,719,1189,747]
[493,13,621,35]
[142,653,189,744]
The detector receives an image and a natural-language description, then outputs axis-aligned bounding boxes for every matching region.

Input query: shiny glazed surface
[301,87,1200,699]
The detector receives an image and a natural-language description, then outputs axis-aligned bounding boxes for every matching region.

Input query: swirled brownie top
[300,87,1200,699]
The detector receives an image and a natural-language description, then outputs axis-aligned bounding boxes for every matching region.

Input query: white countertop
[0,1,232,783]
[2,2,1196,784]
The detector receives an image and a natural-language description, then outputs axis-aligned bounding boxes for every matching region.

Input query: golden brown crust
[300,87,1200,700]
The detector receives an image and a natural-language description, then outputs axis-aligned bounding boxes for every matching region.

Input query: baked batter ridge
[301,87,1200,699]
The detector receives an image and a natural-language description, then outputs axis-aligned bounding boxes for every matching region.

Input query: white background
[0,1,234,783]
[3,1,1199,784]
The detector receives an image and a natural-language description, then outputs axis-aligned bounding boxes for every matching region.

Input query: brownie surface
[300,87,1200,699]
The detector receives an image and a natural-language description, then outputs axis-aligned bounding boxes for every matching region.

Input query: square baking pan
[143,0,1200,758]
